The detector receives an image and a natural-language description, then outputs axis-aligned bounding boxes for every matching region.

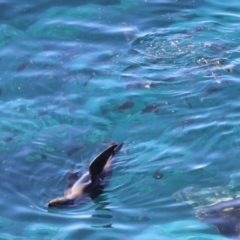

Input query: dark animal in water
[48,143,123,207]
[180,118,195,130]
[141,103,163,114]
[196,197,240,239]
[83,74,94,87]
[62,75,78,89]
[17,61,30,72]
[113,99,134,112]
[125,81,159,90]
[153,168,163,179]
[183,98,192,109]
[205,86,220,97]
[2,134,16,142]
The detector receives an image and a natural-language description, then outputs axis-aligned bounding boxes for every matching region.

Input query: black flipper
[89,144,118,176]
[113,142,123,156]
[89,186,104,200]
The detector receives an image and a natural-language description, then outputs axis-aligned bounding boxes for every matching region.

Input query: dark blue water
[1,0,240,239]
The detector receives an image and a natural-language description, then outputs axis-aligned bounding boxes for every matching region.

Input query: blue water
[1,0,240,239]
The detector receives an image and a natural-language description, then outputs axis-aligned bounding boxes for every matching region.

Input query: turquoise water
[1,0,240,239]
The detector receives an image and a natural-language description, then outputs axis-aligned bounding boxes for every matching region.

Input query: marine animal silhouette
[48,143,123,207]
[141,103,163,114]
[113,99,134,112]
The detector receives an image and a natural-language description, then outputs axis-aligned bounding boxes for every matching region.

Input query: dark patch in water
[183,98,192,109]
[184,25,205,38]
[83,74,94,87]
[62,75,78,89]
[114,99,134,112]
[153,169,163,179]
[196,197,240,239]
[67,145,84,157]
[17,61,30,72]
[37,109,50,116]
[126,81,160,90]
[181,118,195,130]
[41,153,47,160]
[2,134,16,142]
[141,103,163,114]
[204,86,220,97]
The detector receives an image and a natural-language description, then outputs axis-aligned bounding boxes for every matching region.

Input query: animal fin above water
[113,142,123,156]
[48,142,123,207]
[89,144,118,176]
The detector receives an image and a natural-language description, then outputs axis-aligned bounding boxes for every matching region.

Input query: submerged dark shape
[183,98,192,109]
[2,134,16,142]
[83,74,94,87]
[141,103,163,114]
[67,145,84,157]
[184,25,205,38]
[48,143,123,207]
[37,108,56,116]
[113,99,134,112]
[153,169,163,179]
[37,109,49,116]
[180,117,195,130]
[196,197,240,239]
[200,85,220,103]
[41,153,47,160]
[173,186,240,239]
[125,82,143,90]
[17,61,30,72]
[205,86,220,97]
[62,75,78,89]
[226,65,237,73]
[125,81,159,90]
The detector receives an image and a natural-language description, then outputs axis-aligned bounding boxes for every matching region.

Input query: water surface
[1,0,240,239]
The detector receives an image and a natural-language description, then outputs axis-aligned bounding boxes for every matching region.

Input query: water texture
[0,0,240,239]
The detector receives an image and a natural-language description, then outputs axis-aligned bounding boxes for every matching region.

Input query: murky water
[1,0,240,239]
